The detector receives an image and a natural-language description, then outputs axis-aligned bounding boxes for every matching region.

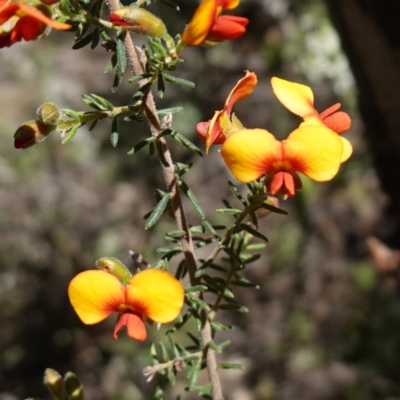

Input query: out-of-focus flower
[0,0,70,48]
[109,6,168,38]
[221,125,344,197]
[197,70,257,153]
[271,77,352,161]
[14,119,55,149]
[68,268,184,341]
[181,0,248,46]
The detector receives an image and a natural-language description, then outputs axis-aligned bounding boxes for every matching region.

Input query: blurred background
[1,0,400,399]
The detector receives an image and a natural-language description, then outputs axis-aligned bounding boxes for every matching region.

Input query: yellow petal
[271,77,316,119]
[181,0,217,46]
[220,128,282,182]
[283,125,343,181]
[340,136,352,162]
[68,270,125,324]
[126,269,184,323]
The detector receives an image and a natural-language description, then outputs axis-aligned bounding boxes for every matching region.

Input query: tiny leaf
[239,223,269,243]
[145,192,171,229]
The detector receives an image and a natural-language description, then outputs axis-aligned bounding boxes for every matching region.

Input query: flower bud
[64,372,83,400]
[96,257,132,284]
[37,102,61,125]
[110,7,168,38]
[44,368,65,400]
[14,119,55,149]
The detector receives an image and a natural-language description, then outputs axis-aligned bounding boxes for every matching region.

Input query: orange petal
[114,312,147,341]
[271,77,317,119]
[196,121,209,142]
[282,125,343,181]
[221,128,282,182]
[16,4,70,30]
[126,269,184,324]
[224,70,257,115]
[68,270,125,324]
[181,0,217,46]
[321,110,352,134]
[208,15,248,41]
[318,103,341,120]
[206,109,224,153]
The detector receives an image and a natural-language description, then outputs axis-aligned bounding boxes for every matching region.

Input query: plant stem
[105,1,224,398]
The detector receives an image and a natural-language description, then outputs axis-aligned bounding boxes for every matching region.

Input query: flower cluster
[68,267,184,341]
[0,0,70,48]
[198,72,352,197]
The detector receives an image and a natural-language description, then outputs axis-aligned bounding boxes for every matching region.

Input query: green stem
[175,38,186,56]
[207,205,252,320]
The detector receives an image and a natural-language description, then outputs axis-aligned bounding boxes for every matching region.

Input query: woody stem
[105,1,223,398]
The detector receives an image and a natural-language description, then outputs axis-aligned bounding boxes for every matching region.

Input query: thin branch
[105,1,223,398]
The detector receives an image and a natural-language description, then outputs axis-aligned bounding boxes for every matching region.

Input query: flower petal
[16,4,70,30]
[221,128,282,182]
[20,16,44,40]
[181,0,217,46]
[282,125,343,181]
[208,15,248,41]
[196,121,209,142]
[321,110,352,134]
[68,270,125,324]
[114,312,147,341]
[271,77,316,119]
[340,136,352,162]
[206,110,224,153]
[126,269,184,324]
[224,70,257,115]
[220,0,240,10]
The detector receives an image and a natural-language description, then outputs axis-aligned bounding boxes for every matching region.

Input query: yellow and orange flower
[197,70,257,153]
[271,77,352,162]
[212,74,352,197]
[221,125,345,197]
[0,0,70,48]
[182,0,248,46]
[68,268,184,341]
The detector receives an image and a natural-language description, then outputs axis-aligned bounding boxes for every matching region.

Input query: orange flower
[197,70,257,153]
[182,0,248,46]
[68,269,184,341]
[271,77,352,162]
[221,125,345,197]
[0,0,70,48]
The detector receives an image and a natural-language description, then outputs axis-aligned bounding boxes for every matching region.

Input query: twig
[105,1,224,398]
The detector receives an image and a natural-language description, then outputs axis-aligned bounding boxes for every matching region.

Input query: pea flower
[197,70,257,153]
[0,0,70,48]
[271,77,352,161]
[221,125,345,197]
[68,268,184,341]
[181,0,248,46]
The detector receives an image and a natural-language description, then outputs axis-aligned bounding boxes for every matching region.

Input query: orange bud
[14,119,55,149]
[110,6,167,38]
